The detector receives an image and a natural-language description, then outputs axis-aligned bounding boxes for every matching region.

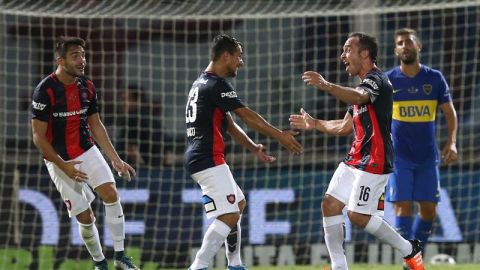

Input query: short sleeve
[31,85,51,122]
[358,74,381,103]
[437,72,452,104]
[86,80,99,115]
[211,81,245,112]
[347,105,354,116]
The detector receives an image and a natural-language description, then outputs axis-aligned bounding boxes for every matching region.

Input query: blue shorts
[385,163,440,202]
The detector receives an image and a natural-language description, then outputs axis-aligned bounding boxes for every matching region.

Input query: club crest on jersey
[226,194,236,204]
[64,199,72,211]
[423,84,433,95]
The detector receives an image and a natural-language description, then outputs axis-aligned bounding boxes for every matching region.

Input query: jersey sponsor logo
[393,88,402,94]
[393,100,437,122]
[52,108,88,118]
[32,101,47,111]
[221,91,238,98]
[423,84,433,95]
[354,105,368,116]
[362,78,379,90]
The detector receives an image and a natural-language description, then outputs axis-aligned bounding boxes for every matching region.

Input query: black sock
[115,251,125,260]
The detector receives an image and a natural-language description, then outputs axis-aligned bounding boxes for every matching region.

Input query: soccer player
[184,34,303,270]
[289,32,424,270]
[385,28,458,252]
[31,36,139,270]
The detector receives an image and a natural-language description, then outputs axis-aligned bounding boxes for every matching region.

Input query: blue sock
[413,215,433,244]
[395,216,413,240]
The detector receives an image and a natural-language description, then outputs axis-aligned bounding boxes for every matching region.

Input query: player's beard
[400,50,418,65]
[227,67,238,78]
[64,63,84,78]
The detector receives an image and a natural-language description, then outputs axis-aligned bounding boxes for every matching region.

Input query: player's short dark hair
[348,32,378,64]
[394,28,421,44]
[210,34,243,61]
[55,36,86,59]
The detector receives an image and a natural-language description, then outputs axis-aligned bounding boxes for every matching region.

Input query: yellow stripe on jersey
[393,100,437,122]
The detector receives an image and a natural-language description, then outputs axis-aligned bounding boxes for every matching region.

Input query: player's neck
[55,67,76,85]
[205,62,228,78]
[400,61,421,78]
[358,63,377,80]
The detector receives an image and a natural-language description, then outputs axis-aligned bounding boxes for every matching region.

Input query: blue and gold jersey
[386,65,452,166]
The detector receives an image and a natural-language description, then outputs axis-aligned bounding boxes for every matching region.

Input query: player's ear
[360,49,369,60]
[222,51,232,63]
[56,56,63,66]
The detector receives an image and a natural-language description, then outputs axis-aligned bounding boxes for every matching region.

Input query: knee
[419,204,437,221]
[76,209,95,224]
[394,201,413,216]
[218,212,240,228]
[97,185,119,203]
[347,211,370,228]
[321,195,344,216]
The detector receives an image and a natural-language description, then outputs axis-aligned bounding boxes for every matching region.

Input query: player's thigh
[347,168,388,216]
[45,160,95,218]
[325,162,355,206]
[385,166,415,202]
[413,164,440,202]
[191,164,245,219]
[77,146,116,189]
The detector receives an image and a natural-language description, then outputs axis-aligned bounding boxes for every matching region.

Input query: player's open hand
[278,130,303,154]
[112,159,136,181]
[290,108,316,130]
[442,142,458,164]
[60,160,88,182]
[252,144,276,163]
[302,71,330,91]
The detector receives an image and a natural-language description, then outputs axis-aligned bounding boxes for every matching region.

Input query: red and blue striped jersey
[184,72,245,175]
[31,73,98,161]
[344,68,394,174]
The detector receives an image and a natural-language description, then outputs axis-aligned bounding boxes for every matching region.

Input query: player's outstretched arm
[87,113,136,181]
[31,119,88,181]
[232,107,303,154]
[290,109,353,136]
[226,112,276,163]
[302,71,370,105]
